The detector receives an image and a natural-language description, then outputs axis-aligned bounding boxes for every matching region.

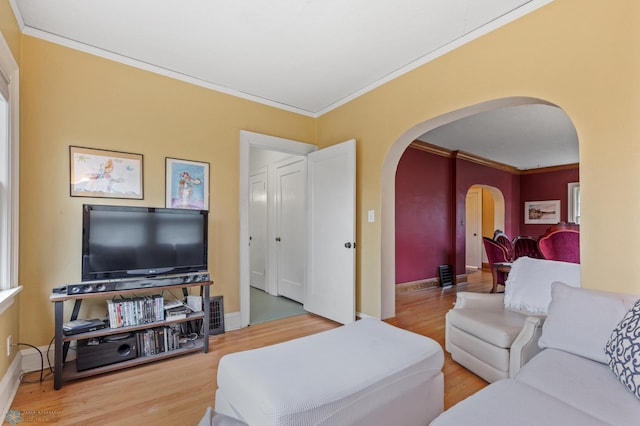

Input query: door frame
[465,187,483,269]
[239,131,317,328]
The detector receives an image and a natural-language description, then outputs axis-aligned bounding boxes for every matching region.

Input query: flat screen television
[82,204,208,281]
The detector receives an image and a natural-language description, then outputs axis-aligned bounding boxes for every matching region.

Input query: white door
[275,159,306,302]
[304,139,356,325]
[249,171,267,291]
[465,187,482,269]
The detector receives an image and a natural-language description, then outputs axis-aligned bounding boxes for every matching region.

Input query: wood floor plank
[5,271,492,425]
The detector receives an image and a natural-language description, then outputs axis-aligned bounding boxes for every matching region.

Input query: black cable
[46,336,55,375]
[15,342,51,383]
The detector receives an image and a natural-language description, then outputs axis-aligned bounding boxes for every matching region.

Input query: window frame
[0,31,21,312]
[567,182,580,224]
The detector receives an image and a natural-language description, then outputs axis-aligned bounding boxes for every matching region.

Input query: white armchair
[445,292,545,383]
[445,257,581,383]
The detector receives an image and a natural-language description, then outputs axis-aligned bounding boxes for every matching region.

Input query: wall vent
[208,295,225,335]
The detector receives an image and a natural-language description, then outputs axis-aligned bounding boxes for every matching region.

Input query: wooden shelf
[62,339,205,381]
[62,312,205,342]
[52,281,212,390]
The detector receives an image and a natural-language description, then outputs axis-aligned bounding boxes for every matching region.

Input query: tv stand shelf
[50,281,212,390]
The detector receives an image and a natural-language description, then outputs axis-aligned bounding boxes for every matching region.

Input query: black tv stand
[50,280,212,390]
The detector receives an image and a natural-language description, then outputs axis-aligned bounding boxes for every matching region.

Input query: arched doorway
[381,97,565,319]
[465,185,506,270]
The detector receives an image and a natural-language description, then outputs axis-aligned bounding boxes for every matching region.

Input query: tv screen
[82,204,208,281]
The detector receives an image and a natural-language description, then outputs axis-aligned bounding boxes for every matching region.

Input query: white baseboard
[20,344,57,374]
[357,311,380,320]
[224,311,241,331]
[0,353,22,422]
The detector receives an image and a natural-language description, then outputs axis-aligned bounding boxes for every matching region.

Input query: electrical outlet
[6,335,11,357]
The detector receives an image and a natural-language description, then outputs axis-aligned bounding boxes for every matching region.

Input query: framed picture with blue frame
[165,157,210,210]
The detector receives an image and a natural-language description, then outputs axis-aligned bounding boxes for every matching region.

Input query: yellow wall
[0,0,20,63]
[317,0,640,315]
[19,36,315,345]
[481,188,495,239]
[9,0,640,347]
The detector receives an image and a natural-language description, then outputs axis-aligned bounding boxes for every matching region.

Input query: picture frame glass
[166,158,210,210]
[70,146,143,199]
[524,200,560,224]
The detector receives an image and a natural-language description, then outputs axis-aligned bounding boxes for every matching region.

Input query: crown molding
[519,163,579,174]
[409,141,578,175]
[453,150,520,174]
[409,140,452,157]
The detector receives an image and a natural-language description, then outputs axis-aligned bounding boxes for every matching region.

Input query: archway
[381,96,560,319]
[464,185,506,269]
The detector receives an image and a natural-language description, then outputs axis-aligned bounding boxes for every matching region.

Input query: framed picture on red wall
[524,200,560,224]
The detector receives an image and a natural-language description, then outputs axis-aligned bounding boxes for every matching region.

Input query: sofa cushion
[431,379,605,426]
[538,282,638,364]
[503,257,580,314]
[515,349,640,425]
[606,298,640,399]
[447,308,526,348]
[215,318,444,425]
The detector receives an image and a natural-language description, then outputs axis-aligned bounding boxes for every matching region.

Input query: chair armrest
[509,315,546,378]
[453,292,505,310]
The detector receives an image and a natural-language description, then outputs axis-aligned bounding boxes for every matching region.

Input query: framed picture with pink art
[165,157,210,210]
[524,200,560,224]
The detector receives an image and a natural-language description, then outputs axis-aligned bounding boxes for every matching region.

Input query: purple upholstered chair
[493,230,514,262]
[513,235,544,260]
[483,237,511,292]
[537,223,580,263]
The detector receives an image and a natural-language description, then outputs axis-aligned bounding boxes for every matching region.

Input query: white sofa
[433,282,640,425]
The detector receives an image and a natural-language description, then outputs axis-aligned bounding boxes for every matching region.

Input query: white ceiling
[11,0,577,169]
[418,104,578,170]
[12,0,551,116]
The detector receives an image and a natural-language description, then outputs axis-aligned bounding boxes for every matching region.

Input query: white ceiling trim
[10,0,552,118]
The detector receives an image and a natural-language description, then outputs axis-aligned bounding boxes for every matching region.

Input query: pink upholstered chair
[537,223,580,263]
[483,237,510,291]
[513,235,544,260]
[493,230,514,262]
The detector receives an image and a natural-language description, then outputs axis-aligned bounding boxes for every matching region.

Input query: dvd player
[63,318,107,335]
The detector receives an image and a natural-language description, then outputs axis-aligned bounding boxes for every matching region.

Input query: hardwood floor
[5,271,492,425]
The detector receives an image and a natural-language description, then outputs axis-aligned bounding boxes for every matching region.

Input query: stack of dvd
[106,295,164,328]
[136,326,182,356]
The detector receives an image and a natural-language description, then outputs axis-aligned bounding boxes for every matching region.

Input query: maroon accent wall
[519,168,580,237]
[395,148,452,283]
[395,147,579,285]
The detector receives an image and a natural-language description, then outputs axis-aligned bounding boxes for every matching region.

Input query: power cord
[14,338,55,383]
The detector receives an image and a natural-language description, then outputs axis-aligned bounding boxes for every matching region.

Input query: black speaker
[76,334,137,371]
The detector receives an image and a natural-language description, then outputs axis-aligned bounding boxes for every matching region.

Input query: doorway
[247,147,308,324]
[239,131,357,328]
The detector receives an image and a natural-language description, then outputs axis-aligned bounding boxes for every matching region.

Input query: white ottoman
[215,318,444,426]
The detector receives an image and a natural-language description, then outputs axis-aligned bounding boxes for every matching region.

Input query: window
[0,32,19,296]
[567,182,580,224]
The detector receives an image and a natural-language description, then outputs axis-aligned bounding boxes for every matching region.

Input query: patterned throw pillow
[605,299,640,399]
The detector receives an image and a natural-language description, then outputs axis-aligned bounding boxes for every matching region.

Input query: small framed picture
[165,158,210,210]
[70,146,143,199]
[524,200,561,224]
